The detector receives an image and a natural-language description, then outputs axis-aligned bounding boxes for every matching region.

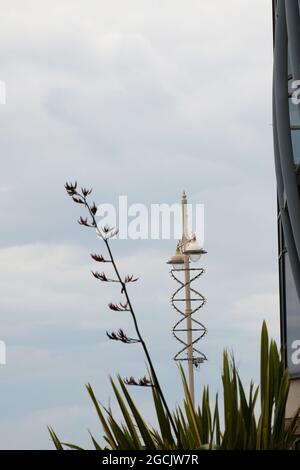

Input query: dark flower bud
[72,196,84,204]
[81,187,92,197]
[91,271,108,282]
[91,254,106,262]
[124,376,138,386]
[139,376,152,387]
[90,202,98,215]
[106,331,118,341]
[108,302,129,312]
[102,224,112,233]
[124,275,139,284]
[108,303,120,311]
[65,181,78,196]
[78,217,90,226]
[124,376,152,387]
[106,329,139,344]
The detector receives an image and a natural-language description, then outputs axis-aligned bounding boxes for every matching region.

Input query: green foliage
[50,322,299,450]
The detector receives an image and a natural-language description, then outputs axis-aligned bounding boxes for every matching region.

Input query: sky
[0,0,277,449]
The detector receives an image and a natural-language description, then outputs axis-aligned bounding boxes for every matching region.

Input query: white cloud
[0,405,94,450]
[232,292,280,339]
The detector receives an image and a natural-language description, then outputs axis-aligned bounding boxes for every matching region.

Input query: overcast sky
[0,0,277,449]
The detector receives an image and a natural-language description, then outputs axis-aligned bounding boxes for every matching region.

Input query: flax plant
[49,183,299,450]
[50,323,299,450]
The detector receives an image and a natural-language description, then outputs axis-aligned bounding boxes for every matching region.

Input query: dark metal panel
[273,92,300,370]
[285,0,300,81]
[273,0,300,376]
[274,1,300,277]
[273,0,277,47]
[273,93,300,299]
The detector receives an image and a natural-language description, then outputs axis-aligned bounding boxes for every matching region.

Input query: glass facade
[273,0,300,378]
[285,253,300,373]
[289,58,300,164]
[291,131,300,164]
